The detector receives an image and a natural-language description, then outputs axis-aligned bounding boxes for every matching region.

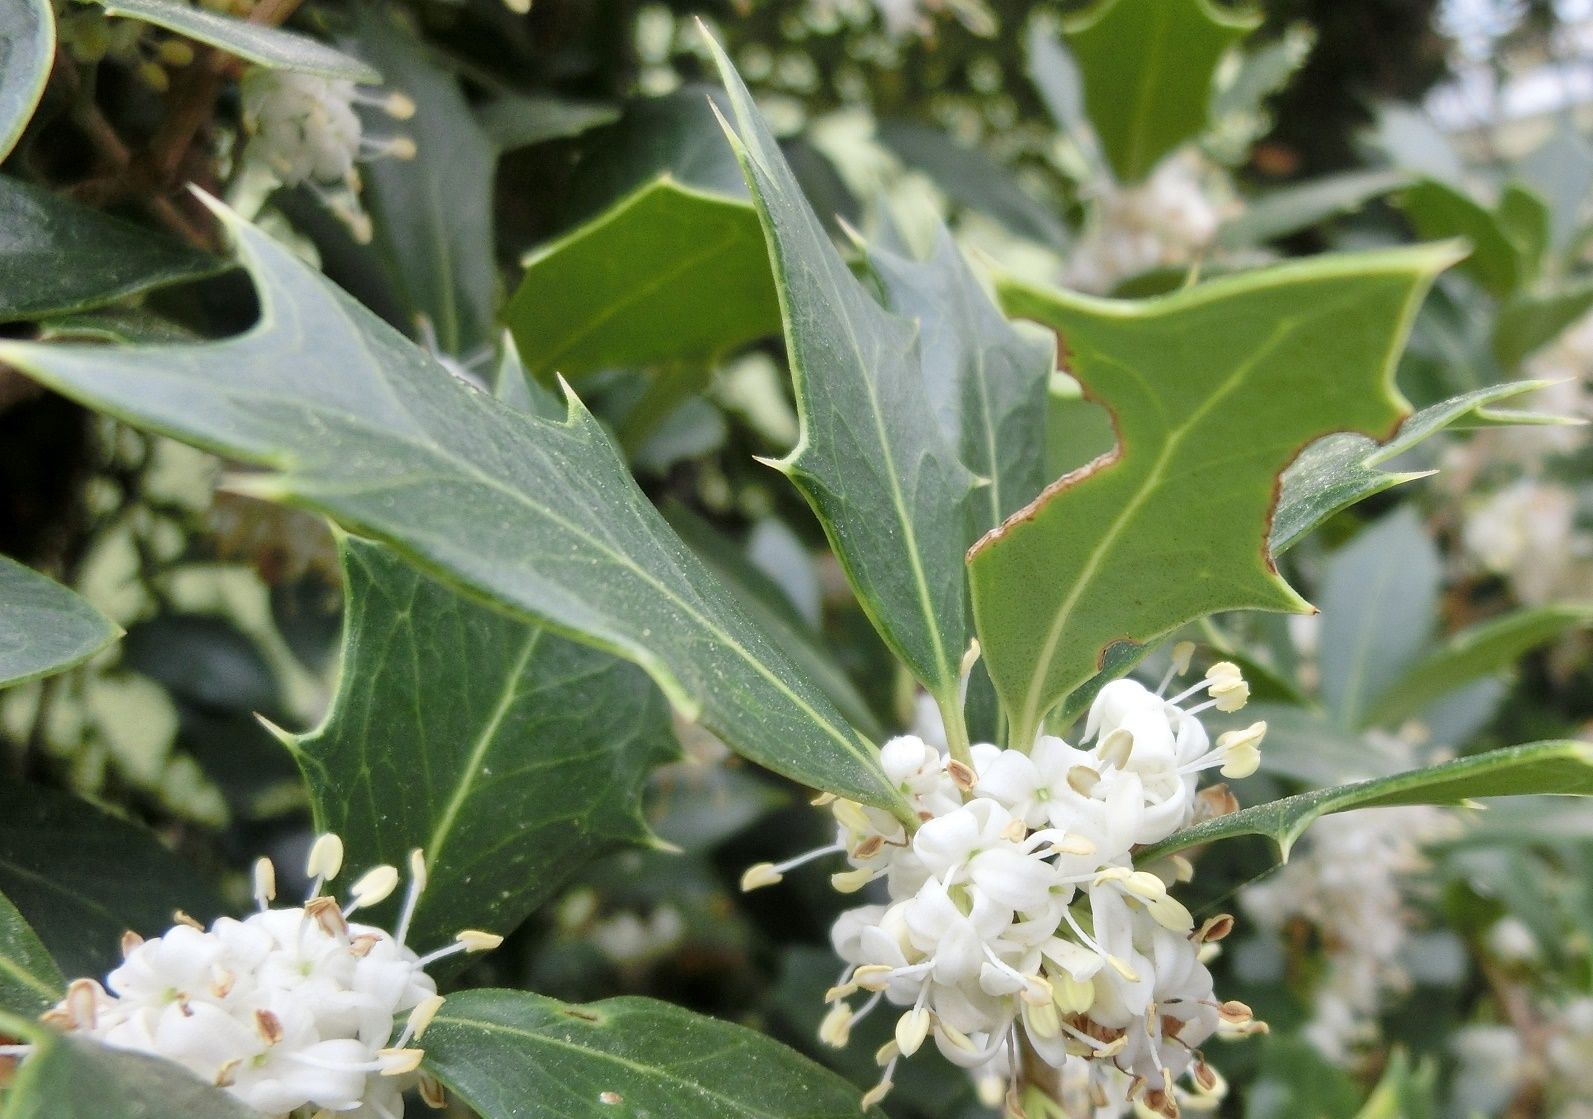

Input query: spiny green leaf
[0,0,52,163]
[1316,508,1440,730]
[1271,379,1566,555]
[710,39,978,704]
[1138,740,1593,862]
[476,93,618,152]
[422,989,886,1118]
[1363,603,1593,731]
[290,539,678,950]
[350,8,496,357]
[91,0,378,80]
[1496,182,1551,285]
[1062,0,1259,183]
[865,226,1054,543]
[975,245,1454,749]
[0,202,905,817]
[0,890,63,1017]
[0,782,222,980]
[0,176,223,321]
[0,1017,263,1119]
[0,557,120,689]
[507,180,779,379]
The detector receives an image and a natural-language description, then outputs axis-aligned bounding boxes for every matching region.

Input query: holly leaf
[0,557,120,689]
[421,989,885,1118]
[975,245,1456,749]
[1493,277,1593,369]
[1398,179,1523,298]
[350,8,496,357]
[505,88,779,380]
[0,0,52,163]
[710,39,978,704]
[1138,740,1593,862]
[1363,604,1593,731]
[1063,0,1259,183]
[0,176,223,321]
[864,226,1054,542]
[0,202,905,817]
[1270,379,1568,555]
[0,889,63,1017]
[0,1017,264,1119]
[1217,169,1410,249]
[289,538,678,950]
[0,782,222,980]
[90,0,378,80]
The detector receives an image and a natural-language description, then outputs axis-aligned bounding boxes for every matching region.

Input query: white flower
[34,838,501,1119]
[745,648,1264,1113]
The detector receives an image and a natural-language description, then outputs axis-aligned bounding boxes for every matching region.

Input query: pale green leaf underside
[0,203,904,816]
[1217,169,1411,249]
[0,889,64,1017]
[1063,0,1258,183]
[293,539,678,950]
[0,0,53,164]
[423,989,886,1118]
[0,557,120,689]
[711,39,977,699]
[1270,379,1566,554]
[976,245,1454,748]
[1138,740,1593,862]
[0,176,224,321]
[0,1016,263,1119]
[1363,603,1593,730]
[92,0,379,80]
[506,179,779,379]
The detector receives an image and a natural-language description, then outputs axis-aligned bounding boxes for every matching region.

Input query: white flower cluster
[239,70,415,243]
[745,650,1268,1115]
[1064,155,1231,295]
[1240,785,1458,1062]
[34,835,500,1119]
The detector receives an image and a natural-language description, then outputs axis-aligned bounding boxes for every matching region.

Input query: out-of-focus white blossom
[1240,748,1460,1063]
[591,906,687,967]
[1064,154,1235,294]
[21,837,501,1119]
[1463,479,1592,605]
[746,650,1267,1115]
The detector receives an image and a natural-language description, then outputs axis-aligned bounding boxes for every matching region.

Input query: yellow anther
[457,929,504,952]
[740,863,783,892]
[894,1007,929,1056]
[306,833,345,882]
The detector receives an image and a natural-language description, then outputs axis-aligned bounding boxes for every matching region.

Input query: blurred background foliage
[3,0,1593,1114]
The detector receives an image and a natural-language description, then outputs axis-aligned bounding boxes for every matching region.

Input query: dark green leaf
[351,8,497,356]
[1271,380,1559,556]
[0,203,905,817]
[1316,509,1440,729]
[1364,604,1593,730]
[0,557,120,688]
[92,0,378,80]
[712,42,977,706]
[0,782,222,980]
[0,890,63,1016]
[0,0,52,163]
[422,989,886,1118]
[975,245,1453,749]
[0,1018,263,1119]
[664,504,884,741]
[291,539,678,949]
[865,226,1054,541]
[1138,740,1593,862]
[1063,0,1258,183]
[1496,182,1550,285]
[0,176,223,321]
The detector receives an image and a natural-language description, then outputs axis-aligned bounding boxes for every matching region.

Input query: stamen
[253,857,277,911]
[345,865,400,916]
[395,849,427,946]
[398,994,446,1046]
[305,833,345,899]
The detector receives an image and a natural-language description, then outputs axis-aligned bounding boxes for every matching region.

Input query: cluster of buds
[240,71,416,243]
[22,835,500,1119]
[745,648,1267,1115]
